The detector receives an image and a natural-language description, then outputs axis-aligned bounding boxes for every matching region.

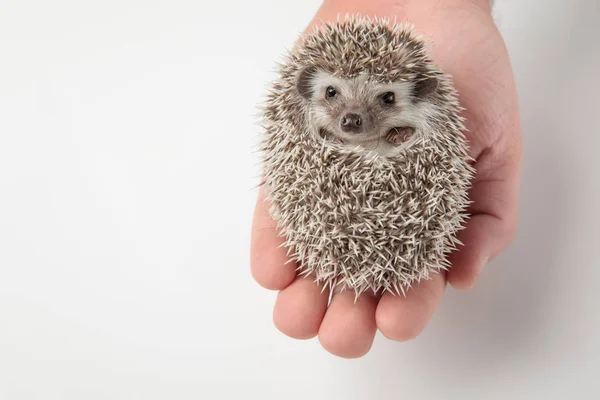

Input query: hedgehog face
[297,69,439,155]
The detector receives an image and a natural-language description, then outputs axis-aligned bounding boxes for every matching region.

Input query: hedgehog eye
[326,86,337,99]
[381,92,395,105]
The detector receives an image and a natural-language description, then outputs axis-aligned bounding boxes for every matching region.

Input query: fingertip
[250,189,297,290]
[250,247,297,290]
[273,277,329,340]
[376,272,446,342]
[447,213,514,291]
[376,298,423,342]
[447,256,487,291]
[318,292,378,359]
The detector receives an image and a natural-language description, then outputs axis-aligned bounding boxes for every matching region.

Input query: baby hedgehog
[260,16,475,298]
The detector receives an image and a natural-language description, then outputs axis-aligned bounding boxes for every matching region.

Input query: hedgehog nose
[340,113,363,133]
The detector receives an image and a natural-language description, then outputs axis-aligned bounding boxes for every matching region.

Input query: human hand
[251,0,521,358]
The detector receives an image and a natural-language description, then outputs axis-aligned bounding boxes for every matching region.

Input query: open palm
[251,0,521,358]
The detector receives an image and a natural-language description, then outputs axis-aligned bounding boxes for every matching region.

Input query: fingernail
[465,257,488,290]
[473,256,489,286]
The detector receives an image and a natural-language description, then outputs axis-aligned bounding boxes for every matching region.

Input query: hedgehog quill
[259,16,475,299]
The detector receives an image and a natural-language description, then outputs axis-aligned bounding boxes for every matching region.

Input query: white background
[1,0,598,399]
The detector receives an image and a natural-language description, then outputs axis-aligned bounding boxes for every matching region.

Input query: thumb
[447,142,521,290]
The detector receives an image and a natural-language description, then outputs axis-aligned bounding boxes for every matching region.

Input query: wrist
[320,0,492,17]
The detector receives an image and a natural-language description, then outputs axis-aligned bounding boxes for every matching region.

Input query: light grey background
[0,0,598,399]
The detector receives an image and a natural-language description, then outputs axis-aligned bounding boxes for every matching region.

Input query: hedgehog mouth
[318,128,344,144]
[318,127,414,146]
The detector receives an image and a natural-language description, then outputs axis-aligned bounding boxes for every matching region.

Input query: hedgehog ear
[296,67,317,100]
[413,76,438,100]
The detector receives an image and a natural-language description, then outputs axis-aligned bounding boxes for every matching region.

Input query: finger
[448,145,520,290]
[376,272,446,341]
[250,187,297,290]
[272,276,329,340]
[318,291,378,359]
[447,213,515,290]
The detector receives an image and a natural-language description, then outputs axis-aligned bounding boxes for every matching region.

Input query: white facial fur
[305,70,438,157]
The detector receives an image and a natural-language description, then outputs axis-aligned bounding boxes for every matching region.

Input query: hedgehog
[259,16,475,298]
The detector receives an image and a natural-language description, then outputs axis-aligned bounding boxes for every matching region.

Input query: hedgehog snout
[340,112,364,134]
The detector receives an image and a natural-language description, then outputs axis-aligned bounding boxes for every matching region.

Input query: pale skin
[251,0,521,358]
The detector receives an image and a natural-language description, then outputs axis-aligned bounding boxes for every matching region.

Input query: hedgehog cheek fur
[260,15,475,300]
